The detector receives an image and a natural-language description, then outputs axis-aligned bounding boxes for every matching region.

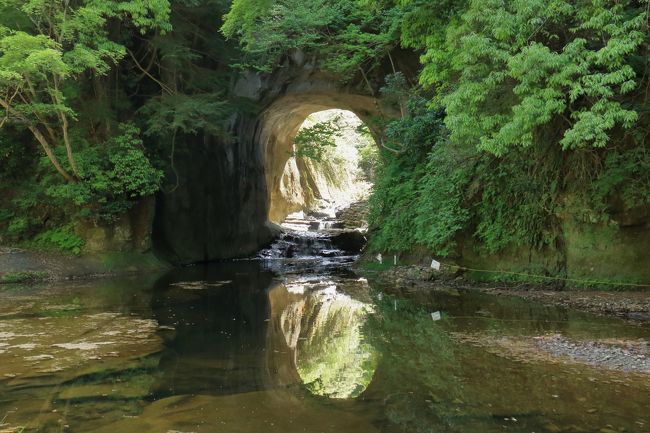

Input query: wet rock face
[0,312,161,384]
[152,123,274,264]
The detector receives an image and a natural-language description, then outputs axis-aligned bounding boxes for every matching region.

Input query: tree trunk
[0,97,76,183]
[60,111,80,177]
[28,124,76,183]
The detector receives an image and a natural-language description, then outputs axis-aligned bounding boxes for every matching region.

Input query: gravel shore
[365,264,650,375]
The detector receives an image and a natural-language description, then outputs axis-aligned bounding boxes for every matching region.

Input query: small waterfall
[257,208,366,274]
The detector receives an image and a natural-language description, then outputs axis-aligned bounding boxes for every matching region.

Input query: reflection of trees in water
[365,296,463,433]
[280,283,378,399]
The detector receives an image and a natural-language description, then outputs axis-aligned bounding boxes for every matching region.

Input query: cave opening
[152,90,388,264]
[268,109,378,232]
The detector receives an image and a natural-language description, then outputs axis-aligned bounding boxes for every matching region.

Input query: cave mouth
[268,109,377,230]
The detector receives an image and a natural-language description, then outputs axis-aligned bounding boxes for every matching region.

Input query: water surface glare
[0,262,649,433]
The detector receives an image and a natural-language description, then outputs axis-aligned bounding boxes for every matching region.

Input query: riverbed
[0,261,649,433]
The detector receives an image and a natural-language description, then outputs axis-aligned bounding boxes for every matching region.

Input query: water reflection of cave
[268,109,377,225]
[267,279,378,399]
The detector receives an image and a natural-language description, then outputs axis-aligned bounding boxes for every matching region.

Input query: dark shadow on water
[150,261,275,397]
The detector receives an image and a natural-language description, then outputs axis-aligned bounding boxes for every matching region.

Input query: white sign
[431,311,442,321]
[430,259,441,270]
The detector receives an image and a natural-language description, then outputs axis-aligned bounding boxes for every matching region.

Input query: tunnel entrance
[259,109,378,271]
[152,81,390,264]
[269,109,377,231]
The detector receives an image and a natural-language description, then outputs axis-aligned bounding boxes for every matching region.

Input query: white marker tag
[431,259,441,270]
[431,311,441,321]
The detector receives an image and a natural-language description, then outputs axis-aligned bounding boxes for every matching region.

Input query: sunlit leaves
[222,0,399,78]
[438,0,647,154]
[292,116,343,161]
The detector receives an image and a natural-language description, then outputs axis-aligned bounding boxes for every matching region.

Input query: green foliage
[436,0,646,155]
[0,131,35,180]
[368,0,650,262]
[292,116,343,161]
[592,147,650,210]
[356,126,379,182]
[369,98,567,257]
[1,0,649,268]
[222,0,399,78]
[369,104,474,255]
[0,0,239,253]
[474,147,562,253]
[368,155,419,252]
[0,0,172,183]
[46,124,163,222]
[222,0,336,71]
[28,224,85,254]
[0,124,160,251]
[140,93,230,138]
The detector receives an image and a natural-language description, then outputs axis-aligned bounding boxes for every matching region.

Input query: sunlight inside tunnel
[269,109,378,230]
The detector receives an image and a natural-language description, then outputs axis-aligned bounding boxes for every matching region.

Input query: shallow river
[0,261,649,433]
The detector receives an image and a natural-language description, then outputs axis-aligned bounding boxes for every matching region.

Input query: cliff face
[151,117,273,264]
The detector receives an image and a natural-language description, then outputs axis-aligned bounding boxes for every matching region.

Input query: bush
[0,124,161,253]
[45,123,163,223]
[29,225,85,255]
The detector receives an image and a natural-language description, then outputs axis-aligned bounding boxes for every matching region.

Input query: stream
[0,218,649,433]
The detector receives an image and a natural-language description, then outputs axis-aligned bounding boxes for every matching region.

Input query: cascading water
[257,208,367,274]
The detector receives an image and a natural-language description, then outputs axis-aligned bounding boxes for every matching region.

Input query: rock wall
[151,51,411,264]
[419,201,650,286]
[561,209,650,285]
[152,120,274,264]
[78,197,156,254]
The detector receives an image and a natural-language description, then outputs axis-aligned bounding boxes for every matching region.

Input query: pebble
[535,335,650,374]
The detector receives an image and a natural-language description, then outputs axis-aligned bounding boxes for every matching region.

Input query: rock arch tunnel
[152,56,407,264]
[259,94,383,223]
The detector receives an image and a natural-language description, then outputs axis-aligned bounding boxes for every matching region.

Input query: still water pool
[0,262,648,433]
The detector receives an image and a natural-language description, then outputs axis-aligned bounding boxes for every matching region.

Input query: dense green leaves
[292,116,343,161]
[222,0,399,78]
[438,0,646,154]
[45,124,162,219]
[0,0,172,250]
[369,105,474,255]
[592,147,650,211]
[1,0,650,259]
